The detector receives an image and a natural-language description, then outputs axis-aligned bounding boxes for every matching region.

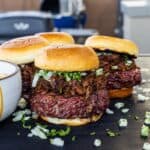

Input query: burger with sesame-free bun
[30,45,110,126]
[85,35,141,99]
[0,32,74,100]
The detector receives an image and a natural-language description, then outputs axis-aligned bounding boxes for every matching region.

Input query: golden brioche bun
[109,87,133,99]
[0,36,49,64]
[85,35,138,57]
[35,44,99,71]
[41,114,102,126]
[36,32,74,45]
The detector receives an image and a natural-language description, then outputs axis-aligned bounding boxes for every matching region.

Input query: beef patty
[97,51,141,89]
[30,71,109,119]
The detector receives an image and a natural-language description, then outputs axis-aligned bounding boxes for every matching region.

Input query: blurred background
[0,0,149,54]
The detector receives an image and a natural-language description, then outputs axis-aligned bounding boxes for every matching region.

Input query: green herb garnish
[38,70,83,81]
[106,129,120,137]
[72,136,76,141]
[57,127,71,137]
[90,132,96,136]
[47,127,71,137]
[21,116,32,129]
[56,72,82,81]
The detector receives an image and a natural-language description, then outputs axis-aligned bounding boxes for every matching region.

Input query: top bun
[0,36,49,64]
[85,35,139,57]
[36,32,75,45]
[35,44,99,71]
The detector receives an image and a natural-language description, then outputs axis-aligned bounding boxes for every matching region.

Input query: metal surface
[0,57,150,150]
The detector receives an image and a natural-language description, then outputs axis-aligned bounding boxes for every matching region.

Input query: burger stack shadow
[0,33,141,126]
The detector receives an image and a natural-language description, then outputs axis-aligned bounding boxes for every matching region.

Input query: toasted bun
[36,32,74,45]
[0,36,49,64]
[109,87,133,99]
[85,35,138,57]
[41,114,102,126]
[35,45,99,71]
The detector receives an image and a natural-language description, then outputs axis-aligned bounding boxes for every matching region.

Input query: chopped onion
[36,125,49,134]
[12,112,24,122]
[125,60,132,66]
[114,102,125,109]
[106,108,114,115]
[32,112,39,120]
[136,86,143,91]
[50,138,64,147]
[141,68,149,72]
[141,125,149,138]
[43,72,53,80]
[143,142,150,150]
[27,133,33,137]
[144,118,150,125]
[30,126,48,139]
[142,79,147,84]
[133,90,137,94]
[23,116,30,121]
[18,98,27,109]
[145,112,150,119]
[20,65,25,68]
[96,68,103,76]
[81,72,87,76]
[32,73,40,88]
[143,88,150,93]
[121,108,129,114]
[137,94,149,102]
[96,52,101,56]
[12,109,31,122]
[118,118,128,128]
[111,65,118,70]
[93,139,102,147]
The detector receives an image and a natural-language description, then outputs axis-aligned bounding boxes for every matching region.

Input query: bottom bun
[41,114,103,126]
[109,87,133,99]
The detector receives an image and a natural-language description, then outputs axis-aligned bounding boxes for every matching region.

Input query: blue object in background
[53,16,78,28]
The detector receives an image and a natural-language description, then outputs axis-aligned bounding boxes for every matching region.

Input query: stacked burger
[85,35,141,99]
[30,45,109,126]
[0,33,141,126]
[0,32,74,99]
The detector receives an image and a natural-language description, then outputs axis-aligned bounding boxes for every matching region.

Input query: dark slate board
[0,57,150,150]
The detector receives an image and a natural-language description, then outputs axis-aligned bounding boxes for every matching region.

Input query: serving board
[0,57,150,150]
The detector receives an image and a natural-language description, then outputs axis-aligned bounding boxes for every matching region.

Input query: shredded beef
[98,51,141,89]
[33,72,107,98]
[31,72,109,118]
[20,63,36,99]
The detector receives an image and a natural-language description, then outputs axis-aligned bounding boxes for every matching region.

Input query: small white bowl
[0,60,22,121]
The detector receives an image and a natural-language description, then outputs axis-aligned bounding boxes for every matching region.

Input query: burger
[30,45,109,126]
[0,32,74,99]
[36,32,74,45]
[85,35,141,99]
